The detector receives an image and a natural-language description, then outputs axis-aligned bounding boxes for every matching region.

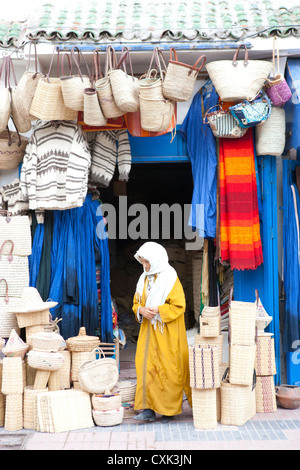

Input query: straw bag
[203,104,248,139]
[109,46,139,113]
[139,48,175,133]
[265,37,292,107]
[256,376,277,413]
[0,279,20,337]
[195,334,224,365]
[189,344,220,389]
[206,44,273,102]
[83,50,107,127]
[78,347,119,394]
[0,213,31,256]
[125,104,177,137]
[229,90,272,128]
[221,374,256,426]
[0,57,11,133]
[30,47,77,121]
[6,57,32,134]
[229,298,257,346]
[0,122,28,170]
[229,344,256,386]
[255,334,276,376]
[95,46,124,119]
[60,47,91,112]
[255,106,285,157]
[163,48,206,102]
[93,407,124,427]
[0,241,29,298]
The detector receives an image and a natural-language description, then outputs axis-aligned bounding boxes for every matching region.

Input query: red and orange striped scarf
[219,128,263,270]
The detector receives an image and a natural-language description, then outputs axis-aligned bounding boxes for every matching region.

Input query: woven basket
[229,344,256,386]
[200,306,221,337]
[221,378,256,426]
[195,334,224,365]
[112,380,137,403]
[191,388,217,430]
[256,376,277,413]
[0,215,31,257]
[26,324,46,346]
[60,48,91,112]
[163,48,206,102]
[122,401,135,419]
[83,88,107,127]
[2,328,29,359]
[78,347,119,394]
[2,356,24,394]
[109,47,139,113]
[11,87,32,133]
[229,301,256,346]
[139,74,174,132]
[255,107,285,157]
[206,44,273,102]
[92,392,122,411]
[189,345,220,389]
[5,393,23,431]
[23,385,48,430]
[0,283,20,338]
[30,332,64,351]
[16,309,50,329]
[255,334,276,376]
[93,407,124,427]
[59,349,71,389]
[27,349,65,371]
[0,87,11,134]
[71,350,91,382]
[0,128,28,170]
[66,327,100,352]
[0,244,29,298]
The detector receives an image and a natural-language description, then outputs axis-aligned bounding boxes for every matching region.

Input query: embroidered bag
[203,104,248,138]
[229,91,272,128]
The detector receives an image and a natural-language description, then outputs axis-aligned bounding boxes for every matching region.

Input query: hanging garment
[180,85,219,239]
[283,182,300,352]
[219,128,263,270]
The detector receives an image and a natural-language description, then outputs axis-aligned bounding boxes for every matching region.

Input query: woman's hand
[139,307,158,320]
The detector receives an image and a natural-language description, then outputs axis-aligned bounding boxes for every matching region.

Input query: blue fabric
[29,223,44,287]
[180,85,218,239]
[283,181,300,352]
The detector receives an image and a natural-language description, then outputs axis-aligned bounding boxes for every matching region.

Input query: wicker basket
[0,215,31,257]
[30,332,64,351]
[16,309,50,329]
[0,288,20,338]
[256,376,277,413]
[189,345,220,389]
[255,107,285,157]
[255,334,276,376]
[112,380,137,403]
[4,393,23,431]
[200,306,221,338]
[109,47,139,113]
[71,350,91,382]
[229,301,256,346]
[191,388,217,430]
[66,327,100,352]
[195,334,224,365]
[1,356,24,394]
[229,344,256,386]
[0,129,28,170]
[93,406,124,427]
[92,392,122,411]
[27,349,65,371]
[23,385,48,429]
[221,378,256,426]
[59,349,71,389]
[25,324,46,346]
[2,328,29,359]
[78,348,119,394]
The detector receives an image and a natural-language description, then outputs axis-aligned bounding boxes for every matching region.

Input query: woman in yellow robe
[132,242,192,423]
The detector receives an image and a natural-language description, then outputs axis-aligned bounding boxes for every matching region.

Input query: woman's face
[140,257,151,272]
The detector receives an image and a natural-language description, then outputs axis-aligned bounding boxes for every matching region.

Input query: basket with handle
[255,106,285,157]
[163,48,206,102]
[203,103,248,139]
[228,287,257,346]
[0,119,28,171]
[0,56,11,133]
[78,347,119,394]
[206,44,273,102]
[265,36,292,107]
[0,240,29,298]
[0,213,31,257]
[109,46,139,113]
[199,305,221,338]
[6,56,32,134]
[83,49,107,127]
[0,278,20,338]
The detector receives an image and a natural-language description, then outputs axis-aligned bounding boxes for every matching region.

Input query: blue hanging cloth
[180,84,219,239]
[283,179,300,353]
[29,222,44,287]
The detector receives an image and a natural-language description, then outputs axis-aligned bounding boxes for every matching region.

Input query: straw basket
[221,378,256,426]
[0,85,10,134]
[2,356,24,395]
[5,393,23,431]
[83,88,107,126]
[93,407,124,427]
[113,380,137,403]
[229,344,256,386]
[255,334,276,376]
[200,306,221,338]
[0,215,31,257]
[60,48,91,112]
[191,388,217,430]
[59,349,71,389]
[0,293,20,338]
[0,129,28,170]
[78,348,119,394]
[71,350,91,382]
[30,332,64,351]
[109,47,139,113]
[2,329,29,359]
[139,75,174,132]
[189,345,220,389]
[92,392,122,411]
[163,48,206,102]
[27,349,65,371]
[16,309,50,329]
[195,334,224,365]
[229,301,256,346]
[256,376,277,413]
[255,107,285,157]
[25,324,46,346]
[23,386,48,429]
[66,327,100,352]
[0,249,29,298]
[206,44,273,102]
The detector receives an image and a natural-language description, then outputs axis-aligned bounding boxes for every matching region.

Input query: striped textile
[219,128,263,270]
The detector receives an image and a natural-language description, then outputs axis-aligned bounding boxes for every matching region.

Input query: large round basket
[66,327,100,352]
[92,407,124,427]
[78,348,119,394]
[92,392,122,411]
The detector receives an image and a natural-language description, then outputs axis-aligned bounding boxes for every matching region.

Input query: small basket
[92,407,124,427]
[122,401,135,419]
[78,347,119,394]
[191,388,217,430]
[92,392,122,411]
[256,376,277,413]
[189,345,220,389]
[199,306,221,338]
[66,327,100,352]
[2,329,29,359]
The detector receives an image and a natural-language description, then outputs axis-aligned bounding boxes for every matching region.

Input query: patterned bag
[203,104,248,138]
[265,37,292,107]
[229,91,272,128]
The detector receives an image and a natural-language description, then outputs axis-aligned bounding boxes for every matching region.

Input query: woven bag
[95,46,124,119]
[265,37,292,107]
[256,376,277,413]
[78,347,119,394]
[83,50,107,127]
[93,407,124,427]
[0,57,11,133]
[195,334,224,365]
[206,44,273,102]
[0,124,28,171]
[229,298,257,346]
[191,388,217,430]
[255,106,285,157]
[221,376,256,426]
[30,46,77,121]
[203,104,248,139]
[0,279,20,337]
[109,46,139,113]
[0,213,31,256]
[229,344,256,386]
[189,344,220,389]
[199,305,221,338]
[163,48,206,102]
[255,334,276,376]
[0,240,29,297]
[60,47,91,112]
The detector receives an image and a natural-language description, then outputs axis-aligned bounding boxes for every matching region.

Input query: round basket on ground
[92,407,124,427]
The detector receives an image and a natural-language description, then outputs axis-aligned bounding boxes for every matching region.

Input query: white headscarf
[134,242,177,332]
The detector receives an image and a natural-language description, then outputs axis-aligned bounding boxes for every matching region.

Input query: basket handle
[106,45,118,73]
[0,278,9,304]
[61,52,72,77]
[71,46,91,82]
[222,366,229,381]
[232,44,249,67]
[90,347,106,360]
[203,104,224,124]
[117,46,135,79]
[0,240,14,263]
[26,41,39,77]
[188,55,206,76]
[45,45,60,80]
[252,369,257,391]
[169,47,178,62]
[93,48,103,82]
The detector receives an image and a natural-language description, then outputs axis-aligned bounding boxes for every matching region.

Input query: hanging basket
[0,127,28,171]
[255,107,285,157]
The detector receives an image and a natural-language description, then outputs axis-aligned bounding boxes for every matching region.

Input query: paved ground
[2,349,300,451]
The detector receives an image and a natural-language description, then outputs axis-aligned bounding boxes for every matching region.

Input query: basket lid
[66,327,100,351]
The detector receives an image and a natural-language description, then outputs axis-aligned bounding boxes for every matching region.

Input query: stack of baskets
[1,356,25,431]
[220,300,257,426]
[112,380,137,418]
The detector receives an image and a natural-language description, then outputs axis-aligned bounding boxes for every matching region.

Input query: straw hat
[7,287,57,313]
